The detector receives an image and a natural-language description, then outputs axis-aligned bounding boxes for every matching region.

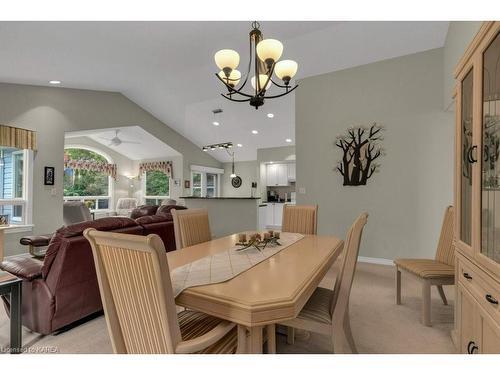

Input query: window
[206,173,218,198]
[0,146,32,225]
[143,170,170,205]
[190,166,223,198]
[191,171,202,197]
[63,148,112,211]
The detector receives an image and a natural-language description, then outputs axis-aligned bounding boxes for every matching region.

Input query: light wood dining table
[167,232,344,353]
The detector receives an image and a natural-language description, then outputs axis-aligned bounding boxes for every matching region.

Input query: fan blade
[99,137,114,141]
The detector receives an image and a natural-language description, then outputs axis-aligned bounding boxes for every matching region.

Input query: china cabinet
[454,21,500,354]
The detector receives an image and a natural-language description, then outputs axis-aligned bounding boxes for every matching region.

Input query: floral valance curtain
[64,159,118,180]
[0,124,37,150]
[139,161,173,178]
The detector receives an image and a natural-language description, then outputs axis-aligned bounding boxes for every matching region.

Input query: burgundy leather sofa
[0,204,186,335]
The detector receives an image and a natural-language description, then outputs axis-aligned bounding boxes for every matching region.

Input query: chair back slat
[434,206,455,266]
[282,205,318,234]
[84,229,181,354]
[330,213,368,318]
[172,208,212,249]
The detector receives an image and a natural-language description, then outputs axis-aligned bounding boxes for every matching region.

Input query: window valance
[64,159,117,180]
[139,161,173,178]
[0,124,37,150]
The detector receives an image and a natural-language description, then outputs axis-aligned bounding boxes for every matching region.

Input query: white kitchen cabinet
[266,164,277,186]
[265,204,274,227]
[274,203,284,226]
[287,163,296,182]
[265,202,285,228]
[258,204,267,231]
[266,164,289,186]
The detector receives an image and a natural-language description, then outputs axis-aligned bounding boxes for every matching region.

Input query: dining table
[167,232,344,354]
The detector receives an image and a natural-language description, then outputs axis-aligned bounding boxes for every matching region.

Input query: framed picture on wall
[184,180,190,189]
[44,166,55,185]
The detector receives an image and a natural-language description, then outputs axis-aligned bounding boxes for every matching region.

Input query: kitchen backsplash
[266,184,296,202]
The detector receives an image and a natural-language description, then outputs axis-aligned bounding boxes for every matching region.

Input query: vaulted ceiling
[0,21,449,161]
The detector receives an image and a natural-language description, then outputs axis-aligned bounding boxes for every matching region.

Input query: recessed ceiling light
[267,113,274,118]
[49,80,61,85]
[285,138,292,143]
[251,130,258,134]
[237,143,243,147]
[212,121,220,126]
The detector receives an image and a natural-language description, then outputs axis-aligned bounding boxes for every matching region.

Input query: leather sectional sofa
[0,204,186,335]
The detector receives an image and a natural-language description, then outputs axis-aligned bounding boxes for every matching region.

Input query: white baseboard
[358,256,393,266]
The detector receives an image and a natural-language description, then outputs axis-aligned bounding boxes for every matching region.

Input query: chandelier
[214,21,299,109]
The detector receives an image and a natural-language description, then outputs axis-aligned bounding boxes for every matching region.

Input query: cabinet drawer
[458,256,500,324]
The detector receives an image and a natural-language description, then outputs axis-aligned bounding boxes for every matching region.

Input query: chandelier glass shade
[214,21,298,109]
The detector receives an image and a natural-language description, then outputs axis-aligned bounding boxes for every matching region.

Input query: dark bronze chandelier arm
[221,93,252,102]
[215,74,255,98]
[268,76,290,89]
[262,84,299,99]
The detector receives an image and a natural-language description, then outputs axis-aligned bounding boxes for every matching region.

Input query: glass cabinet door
[461,68,474,246]
[481,31,500,264]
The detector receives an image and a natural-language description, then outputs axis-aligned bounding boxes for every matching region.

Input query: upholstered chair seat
[394,259,454,279]
[295,287,335,324]
[178,310,237,354]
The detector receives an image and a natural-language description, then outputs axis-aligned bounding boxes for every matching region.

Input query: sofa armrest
[19,234,53,247]
[0,254,43,281]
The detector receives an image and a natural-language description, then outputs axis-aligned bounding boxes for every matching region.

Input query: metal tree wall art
[335,123,385,186]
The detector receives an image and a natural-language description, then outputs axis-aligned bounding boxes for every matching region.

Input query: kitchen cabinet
[258,205,267,231]
[265,202,284,228]
[287,163,296,182]
[266,164,289,186]
[454,22,500,353]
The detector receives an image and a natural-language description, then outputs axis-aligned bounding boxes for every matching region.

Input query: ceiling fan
[99,129,140,147]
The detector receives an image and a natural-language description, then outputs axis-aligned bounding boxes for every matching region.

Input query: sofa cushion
[130,205,159,219]
[41,217,139,278]
[59,217,138,238]
[135,214,171,225]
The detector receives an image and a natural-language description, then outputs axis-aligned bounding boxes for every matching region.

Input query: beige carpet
[0,262,456,354]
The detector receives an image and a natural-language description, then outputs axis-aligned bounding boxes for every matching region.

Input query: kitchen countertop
[180,196,260,199]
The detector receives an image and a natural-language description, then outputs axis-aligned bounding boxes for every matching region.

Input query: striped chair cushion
[178,310,237,354]
[394,258,454,279]
[297,287,334,324]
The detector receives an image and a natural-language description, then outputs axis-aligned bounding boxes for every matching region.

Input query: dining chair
[393,206,454,326]
[282,204,318,234]
[281,204,318,343]
[274,212,368,354]
[171,208,212,250]
[84,228,242,354]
